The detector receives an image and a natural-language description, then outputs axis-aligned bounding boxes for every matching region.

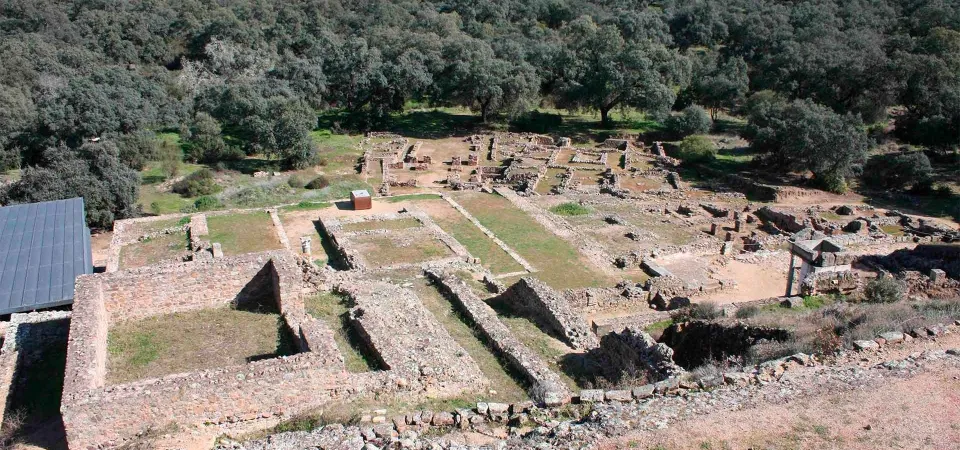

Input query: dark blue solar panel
[0,198,92,314]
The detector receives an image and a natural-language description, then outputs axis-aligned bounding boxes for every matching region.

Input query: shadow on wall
[233,262,281,314]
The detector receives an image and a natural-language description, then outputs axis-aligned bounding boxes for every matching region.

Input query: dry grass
[736,297,960,364]
[118,232,188,269]
[352,233,452,267]
[340,217,421,233]
[106,308,295,384]
[206,212,282,255]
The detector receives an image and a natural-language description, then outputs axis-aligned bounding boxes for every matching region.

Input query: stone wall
[83,250,301,324]
[336,281,487,396]
[495,278,599,350]
[425,268,571,406]
[756,206,809,233]
[61,250,317,448]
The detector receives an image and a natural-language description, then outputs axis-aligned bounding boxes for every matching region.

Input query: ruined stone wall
[88,250,300,324]
[595,326,684,382]
[337,281,487,396]
[62,352,398,449]
[425,268,571,406]
[496,278,599,350]
[756,206,809,233]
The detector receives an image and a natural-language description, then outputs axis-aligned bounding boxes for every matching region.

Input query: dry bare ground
[599,333,960,450]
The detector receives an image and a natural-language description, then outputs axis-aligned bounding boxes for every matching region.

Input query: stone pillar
[300,237,312,257]
[721,242,734,256]
[725,231,736,242]
[930,269,946,285]
[211,243,223,258]
[710,223,719,236]
[734,220,743,232]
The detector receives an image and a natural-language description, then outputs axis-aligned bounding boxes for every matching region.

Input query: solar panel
[0,198,93,314]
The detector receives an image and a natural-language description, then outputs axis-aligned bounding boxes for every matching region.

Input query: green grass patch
[304,292,381,372]
[106,308,294,385]
[206,212,282,255]
[280,201,333,212]
[644,319,675,335]
[880,224,905,236]
[454,192,610,289]
[499,315,579,391]
[550,202,590,216]
[384,193,442,203]
[430,209,524,275]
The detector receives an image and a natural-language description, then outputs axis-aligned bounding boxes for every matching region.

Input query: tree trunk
[600,107,612,128]
[479,97,491,123]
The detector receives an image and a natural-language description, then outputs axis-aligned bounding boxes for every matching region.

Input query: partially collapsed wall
[336,281,487,397]
[495,278,599,350]
[595,326,684,382]
[425,268,572,406]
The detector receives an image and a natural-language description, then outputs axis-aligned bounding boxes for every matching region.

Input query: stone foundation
[493,278,599,350]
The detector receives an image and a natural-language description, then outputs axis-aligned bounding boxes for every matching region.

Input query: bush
[675,135,717,163]
[861,150,933,191]
[666,105,712,138]
[550,202,590,216]
[287,175,306,188]
[863,277,905,304]
[673,301,722,322]
[172,169,222,197]
[735,305,759,318]
[815,171,848,194]
[193,195,221,211]
[305,176,330,190]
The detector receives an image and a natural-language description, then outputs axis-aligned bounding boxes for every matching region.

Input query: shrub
[172,169,221,197]
[676,135,717,163]
[861,150,933,191]
[666,105,712,138]
[816,172,848,194]
[735,305,759,318]
[193,195,221,211]
[550,202,590,216]
[863,277,905,304]
[674,301,722,322]
[287,175,306,188]
[305,176,330,190]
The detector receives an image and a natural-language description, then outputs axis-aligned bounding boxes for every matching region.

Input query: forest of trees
[0,0,958,226]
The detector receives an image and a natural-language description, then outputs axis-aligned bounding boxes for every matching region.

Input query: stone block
[211,242,223,258]
[653,377,680,394]
[878,332,904,344]
[604,390,632,402]
[579,389,605,402]
[431,411,454,426]
[930,269,946,285]
[487,403,509,416]
[853,340,880,351]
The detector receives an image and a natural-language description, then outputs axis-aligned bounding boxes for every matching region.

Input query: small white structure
[786,230,852,296]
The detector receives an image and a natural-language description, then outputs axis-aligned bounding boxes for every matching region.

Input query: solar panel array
[0,198,93,315]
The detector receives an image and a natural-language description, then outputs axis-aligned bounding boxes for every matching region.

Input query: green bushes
[861,150,933,191]
[193,196,222,211]
[172,169,221,197]
[675,135,717,163]
[863,277,905,304]
[305,176,330,190]
[549,202,590,216]
[666,105,712,138]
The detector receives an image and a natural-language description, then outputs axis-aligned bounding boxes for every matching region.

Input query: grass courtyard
[207,212,282,255]
[304,292,381,373]
[106,308,296,385]
[453,192,611,289]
